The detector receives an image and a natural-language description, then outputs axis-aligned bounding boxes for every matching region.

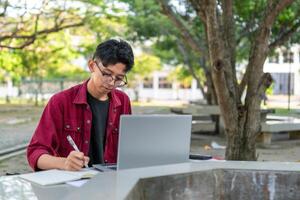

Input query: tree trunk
[205,70,217,105]
[225,110,259,161]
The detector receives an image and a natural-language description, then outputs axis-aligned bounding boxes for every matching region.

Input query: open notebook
[19,169,98,186]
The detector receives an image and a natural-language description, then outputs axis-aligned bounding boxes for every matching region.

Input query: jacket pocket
[61,120,82,153]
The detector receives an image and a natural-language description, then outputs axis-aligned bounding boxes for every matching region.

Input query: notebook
[19,169,98,186]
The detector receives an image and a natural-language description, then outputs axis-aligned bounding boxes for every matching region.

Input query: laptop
[94,114,192,171]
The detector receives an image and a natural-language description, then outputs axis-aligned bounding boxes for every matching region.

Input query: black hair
[93,39,134,72]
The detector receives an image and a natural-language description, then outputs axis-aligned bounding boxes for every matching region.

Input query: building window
[143,77,153,88]
[283,51,294,63]
[268,53,279,63]
[179,83,191,89]
[158,77,172,89]
[271,73,294,95]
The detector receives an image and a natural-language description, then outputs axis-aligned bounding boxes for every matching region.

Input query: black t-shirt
[87,92,110,166]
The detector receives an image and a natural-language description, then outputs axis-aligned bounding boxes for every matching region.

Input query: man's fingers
[70,151,84,160]
[84,156,90,167]
[70,157,84,168]
[66,161,82,171]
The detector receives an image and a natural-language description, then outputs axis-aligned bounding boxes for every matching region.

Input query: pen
[66,135,89,168]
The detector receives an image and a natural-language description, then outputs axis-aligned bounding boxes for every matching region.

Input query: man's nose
[107,78,115,86]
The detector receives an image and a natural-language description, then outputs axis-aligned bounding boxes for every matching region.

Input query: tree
[122,0,218,104]
[121,0,300,160]
[155,0,300,160]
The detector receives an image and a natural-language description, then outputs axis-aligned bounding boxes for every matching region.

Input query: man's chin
[103,86,113,92]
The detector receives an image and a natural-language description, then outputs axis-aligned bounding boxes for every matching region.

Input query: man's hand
[63,151,90,171]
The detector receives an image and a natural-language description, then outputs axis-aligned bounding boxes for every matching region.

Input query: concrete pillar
[172,81,177,99]
[191,79,197,100]
[5,74,12,103]
[294,48,300,95]
[153,73,159,99]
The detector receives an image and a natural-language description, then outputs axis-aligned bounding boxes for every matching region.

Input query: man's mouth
[103,85,114,91]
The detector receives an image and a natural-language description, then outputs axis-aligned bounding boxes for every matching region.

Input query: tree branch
[0,0,9,17]
[269,19,300,50]
[264,0,295,27]
[238,67,249,99]
[0,22,84,49]
[188,0,207,22]
[257,73,273,98]
[156,0,205,54]
[221,0,240,104]
[246,0,295,90]
[176,39,207,100]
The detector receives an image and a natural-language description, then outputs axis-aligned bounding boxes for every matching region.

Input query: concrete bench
[171,106,220,133]
[192,120,216,133]
[257,116,300,144]
[170,105,220,115]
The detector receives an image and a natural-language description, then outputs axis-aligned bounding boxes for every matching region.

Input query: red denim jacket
[27,80,131,170]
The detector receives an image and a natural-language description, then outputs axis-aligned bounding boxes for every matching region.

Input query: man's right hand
[63,151,90,171]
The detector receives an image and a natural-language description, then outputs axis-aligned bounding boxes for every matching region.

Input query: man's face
[89,60,127,94]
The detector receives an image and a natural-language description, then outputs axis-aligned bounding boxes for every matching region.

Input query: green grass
[274,108,300,116]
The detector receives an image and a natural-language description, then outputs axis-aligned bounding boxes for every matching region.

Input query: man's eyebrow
[105,68,125,77]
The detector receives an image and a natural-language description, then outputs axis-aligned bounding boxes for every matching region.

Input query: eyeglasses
[94,61,128,87]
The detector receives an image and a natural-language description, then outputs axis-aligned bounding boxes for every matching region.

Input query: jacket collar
[73,79,121,108]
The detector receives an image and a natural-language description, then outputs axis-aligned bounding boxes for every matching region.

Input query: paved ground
[0,105,41,151]
[0,100,300,176]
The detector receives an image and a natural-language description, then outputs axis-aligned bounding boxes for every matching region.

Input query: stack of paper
[19,169,98,186]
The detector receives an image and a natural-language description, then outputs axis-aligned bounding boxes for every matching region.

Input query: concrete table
[1,161,299,200]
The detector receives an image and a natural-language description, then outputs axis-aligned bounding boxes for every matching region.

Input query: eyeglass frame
[93,60,128,87]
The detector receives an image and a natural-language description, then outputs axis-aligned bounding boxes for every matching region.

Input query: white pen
[66,135,89,168]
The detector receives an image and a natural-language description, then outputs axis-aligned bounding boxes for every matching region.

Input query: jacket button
[113,109,116,112]
[87,120,91,124]
[77,127,80,131]
[66,125,70,129]
[114,128,118,131]
[109,122,113,126]
[85,140,89,144]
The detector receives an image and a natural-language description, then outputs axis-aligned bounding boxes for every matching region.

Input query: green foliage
[120,0,210,90]
[123,0,176,40]
[0,50,23,82]
[127,53,162,87]
[0,0,133,83]
[169,65,193,87]
[168,64,205,88]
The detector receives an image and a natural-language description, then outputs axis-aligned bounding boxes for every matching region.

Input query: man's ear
[88,60,95,72]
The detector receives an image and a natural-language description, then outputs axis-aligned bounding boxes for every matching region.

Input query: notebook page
[19,169,98,186]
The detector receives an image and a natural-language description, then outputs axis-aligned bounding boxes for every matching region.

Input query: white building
[264,44,300,95]
[124,68,203,102]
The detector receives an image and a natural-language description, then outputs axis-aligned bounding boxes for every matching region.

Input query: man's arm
[37,151,89,171]
[27,95,63,171]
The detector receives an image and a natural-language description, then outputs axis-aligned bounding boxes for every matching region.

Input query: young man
[27,39,134,171]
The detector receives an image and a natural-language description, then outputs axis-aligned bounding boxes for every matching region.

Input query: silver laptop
[116,114,192,170]
[93,114,192,171]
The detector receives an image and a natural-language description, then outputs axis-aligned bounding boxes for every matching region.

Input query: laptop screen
[117,115,192,170]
